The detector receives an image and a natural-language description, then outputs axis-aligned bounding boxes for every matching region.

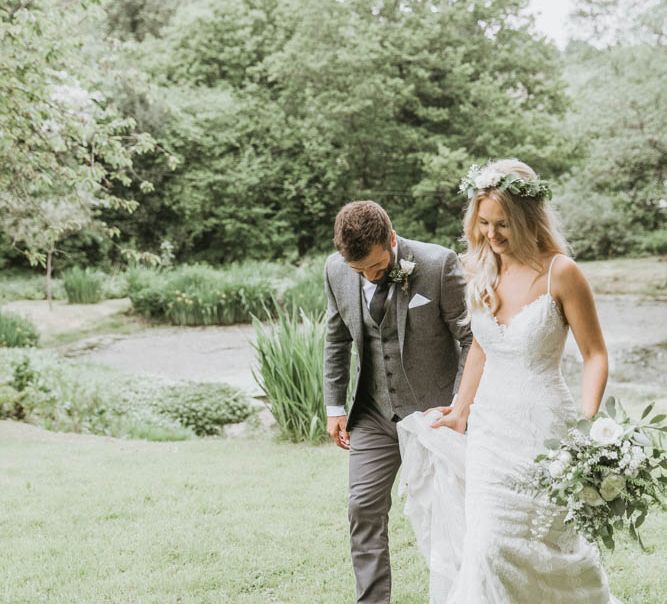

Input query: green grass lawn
[1,422,664,603]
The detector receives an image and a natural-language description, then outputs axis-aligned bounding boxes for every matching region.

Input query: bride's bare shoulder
[550,255,593,299]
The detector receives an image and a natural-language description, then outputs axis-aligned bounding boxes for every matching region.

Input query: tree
[555,2,667,258]
[0,1,162,302]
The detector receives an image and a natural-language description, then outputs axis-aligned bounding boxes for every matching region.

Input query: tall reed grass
[0,311,39,347]
[252,310,327,443]
[62,267,103,304]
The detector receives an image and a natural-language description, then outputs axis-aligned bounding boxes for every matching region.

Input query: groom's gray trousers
[348,403,402,604]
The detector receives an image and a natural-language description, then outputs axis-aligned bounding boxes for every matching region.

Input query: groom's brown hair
[333,201,393,262]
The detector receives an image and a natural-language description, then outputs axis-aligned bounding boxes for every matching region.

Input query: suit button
[386,372,393,377]
[384,355,390,360]
[389,387,396,393]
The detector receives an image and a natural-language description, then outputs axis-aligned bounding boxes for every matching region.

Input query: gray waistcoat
[356,287,416,419]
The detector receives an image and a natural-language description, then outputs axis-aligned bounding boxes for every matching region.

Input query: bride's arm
[552,257,608,419]
[431,336,485,432]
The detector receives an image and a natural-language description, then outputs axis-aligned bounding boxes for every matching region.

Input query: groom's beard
[370,264,394,285]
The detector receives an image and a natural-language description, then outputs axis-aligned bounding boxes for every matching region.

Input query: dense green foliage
[158,382,255,436]
[0,0,663,267]
[556,42,667,258]
[0,312,39,348]
[9,0,573,264]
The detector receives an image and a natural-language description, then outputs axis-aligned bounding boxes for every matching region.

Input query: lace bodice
[472,292,567,373]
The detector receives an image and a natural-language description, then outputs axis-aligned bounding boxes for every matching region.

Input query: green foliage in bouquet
[521,397,666,551]
[158,382,255,436]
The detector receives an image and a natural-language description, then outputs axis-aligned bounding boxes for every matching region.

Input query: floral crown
[458,164,552,201]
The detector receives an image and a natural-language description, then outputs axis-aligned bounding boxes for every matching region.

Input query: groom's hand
[327,415,350,450]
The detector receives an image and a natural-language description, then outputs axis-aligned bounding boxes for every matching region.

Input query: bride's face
[478,196,511,255]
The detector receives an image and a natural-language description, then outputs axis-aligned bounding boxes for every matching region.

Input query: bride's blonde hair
[459,159,569,319]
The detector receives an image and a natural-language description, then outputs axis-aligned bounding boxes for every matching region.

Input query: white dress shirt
[327,244,398,417]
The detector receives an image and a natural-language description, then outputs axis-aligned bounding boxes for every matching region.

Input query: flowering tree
[0,1,162,304]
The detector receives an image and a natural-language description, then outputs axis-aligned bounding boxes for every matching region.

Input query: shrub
[62,267,103,304]
[0,311,39,347]
[252,310,328,444]
[127,264,277,325]
[556,192,636,260]
[0,272,61,302]
[157,382,255,436]
[0,350,194,441]
[126,266,169,318]
[101,271,130,299]
[281,255,327,318]
[636,229,667,256]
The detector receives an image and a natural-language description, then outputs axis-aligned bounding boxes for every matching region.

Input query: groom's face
[347,231,397,283]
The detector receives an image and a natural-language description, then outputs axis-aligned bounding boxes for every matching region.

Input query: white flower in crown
[399,259,416,275]
[473,169,505,190]
[589,417,623,445]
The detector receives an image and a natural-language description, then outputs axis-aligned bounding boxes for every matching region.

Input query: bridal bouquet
[519,397,666,551]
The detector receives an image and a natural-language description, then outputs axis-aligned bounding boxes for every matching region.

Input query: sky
[527,0,576,49]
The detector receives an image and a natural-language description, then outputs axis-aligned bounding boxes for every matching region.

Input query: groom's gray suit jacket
[324,236,473,429]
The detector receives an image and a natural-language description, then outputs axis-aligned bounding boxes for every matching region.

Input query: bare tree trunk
[46,249,53,311]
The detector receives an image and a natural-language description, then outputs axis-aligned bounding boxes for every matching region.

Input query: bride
[397,159,621,603]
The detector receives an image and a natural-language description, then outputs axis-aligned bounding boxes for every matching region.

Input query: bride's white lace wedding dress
[397,256,620,603]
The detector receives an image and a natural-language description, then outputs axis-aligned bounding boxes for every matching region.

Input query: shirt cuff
[326,405,347,417]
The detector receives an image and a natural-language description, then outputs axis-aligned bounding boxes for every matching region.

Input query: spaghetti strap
[547,255,560,296]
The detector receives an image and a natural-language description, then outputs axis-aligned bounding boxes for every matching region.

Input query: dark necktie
[369,276,391,325]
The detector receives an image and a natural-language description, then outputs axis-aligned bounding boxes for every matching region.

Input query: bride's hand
[430,407,468,433]
[423,405,452,416]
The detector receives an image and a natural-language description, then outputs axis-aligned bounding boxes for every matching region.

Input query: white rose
[631,445,646,462]
[399,259,416,275]
[557,451,573,466]
[473,170,504,190]
[589,418,623,445]
[548,460,566,478]
[599,474,626,502]
[579,485,605,507]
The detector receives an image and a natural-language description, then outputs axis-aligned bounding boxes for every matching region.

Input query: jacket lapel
[348,268,364,359]
[396,237,411,356]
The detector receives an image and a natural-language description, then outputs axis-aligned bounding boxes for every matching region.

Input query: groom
[324,201,472,603]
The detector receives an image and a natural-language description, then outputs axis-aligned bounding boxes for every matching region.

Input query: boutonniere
[388,256,416,293]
